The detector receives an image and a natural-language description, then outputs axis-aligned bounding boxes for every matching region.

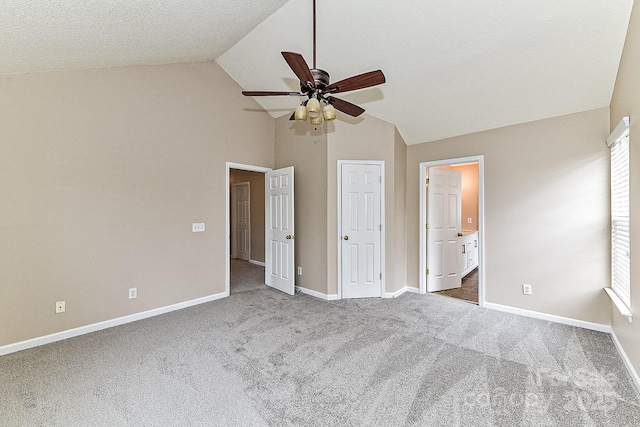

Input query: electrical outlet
[129,287,137,299]
[467,218,472,224]
[55,301,65,314]
[192,223,205,232]
[297,266,303,275]
[522,284,532,295]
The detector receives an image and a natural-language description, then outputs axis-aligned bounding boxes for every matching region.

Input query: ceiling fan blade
[282,52,316,89]
[242,91,302,97]
[327,96,365,117]
[325,70,385,93]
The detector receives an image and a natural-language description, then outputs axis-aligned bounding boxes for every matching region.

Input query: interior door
[426,168,462,292]
[231,182,251,261]
[265,167,295,295]
[340,163,382,298]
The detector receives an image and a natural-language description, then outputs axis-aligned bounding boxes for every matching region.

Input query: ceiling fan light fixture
[323,104,336,121]
[306,97,321,118]
[294,104,308,121]
[240,1,386,129]
[310,114,323,125]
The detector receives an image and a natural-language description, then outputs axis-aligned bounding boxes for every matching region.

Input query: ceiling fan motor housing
[302,69,330,94]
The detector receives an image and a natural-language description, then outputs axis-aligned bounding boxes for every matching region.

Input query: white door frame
[419,156,485,306]
[226,162,271,297]
[337,160,385,299]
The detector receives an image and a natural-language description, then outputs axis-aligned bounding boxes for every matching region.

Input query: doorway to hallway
[226,162,297,297]
[226,163,269,296]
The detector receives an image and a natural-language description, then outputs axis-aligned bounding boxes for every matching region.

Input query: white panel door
[426,168,462,292]
[231,182,251,261]
[341,163,382,298]
[265,167,295,295]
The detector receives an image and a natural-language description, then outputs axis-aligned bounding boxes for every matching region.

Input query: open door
[426,167,462,292]
[265,167,295,295]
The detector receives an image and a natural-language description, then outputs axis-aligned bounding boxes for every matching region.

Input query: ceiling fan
[242,0,386,125]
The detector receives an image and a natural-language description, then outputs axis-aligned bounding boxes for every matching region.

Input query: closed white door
[265,167,295,295]
[340,163,382,298]
[426,168,462,292]
[231,182,251,261]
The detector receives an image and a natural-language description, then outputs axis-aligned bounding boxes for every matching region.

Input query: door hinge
[426,268,429,275]
[426,178,429,185]
[379,176,382,183]
[426,224,430,230]
[380,272,382,280]
[379,224,382,231]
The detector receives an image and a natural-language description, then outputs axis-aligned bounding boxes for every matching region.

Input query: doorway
[226,162,297,297]
[226,163,270,296]
[231,181,251,261]
[419,156,484,306]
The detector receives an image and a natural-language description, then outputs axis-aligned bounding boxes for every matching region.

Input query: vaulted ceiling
[1,0,633,145]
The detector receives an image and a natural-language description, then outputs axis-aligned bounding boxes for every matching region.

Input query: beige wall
[407,108,611,324]
[393,128,408,292]
[273,114,407,296]
[327,115,406,295]
[229,169,266,263]
[610,0,640,377]
[0,61,275,346]
[274,118,328,293]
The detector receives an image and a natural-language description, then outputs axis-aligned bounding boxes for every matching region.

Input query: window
[605,116,631,319]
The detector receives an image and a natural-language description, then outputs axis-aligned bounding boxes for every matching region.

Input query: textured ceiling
[1,0,634,145]
[0,0,288,73]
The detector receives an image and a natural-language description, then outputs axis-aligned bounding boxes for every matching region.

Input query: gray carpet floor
[2,260,639,426]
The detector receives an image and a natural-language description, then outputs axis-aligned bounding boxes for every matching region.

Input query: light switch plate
[192,223,205,232]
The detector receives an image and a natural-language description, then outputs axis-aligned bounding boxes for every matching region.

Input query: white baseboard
[0,291,228,357]
[298,285,420,300]
[610,328,640,394]
[384,286,420,298]
[249,260,266,267]
[483,302,611,333]
[295,286,340,301]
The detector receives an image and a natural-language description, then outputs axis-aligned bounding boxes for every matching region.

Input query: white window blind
[609,117,631,312]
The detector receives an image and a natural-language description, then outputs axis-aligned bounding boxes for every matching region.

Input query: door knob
[343,235,349,240]
[457,232,463,237]
[286,235,291,240]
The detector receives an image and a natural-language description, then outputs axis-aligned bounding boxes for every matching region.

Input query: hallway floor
[433,268,478,304]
